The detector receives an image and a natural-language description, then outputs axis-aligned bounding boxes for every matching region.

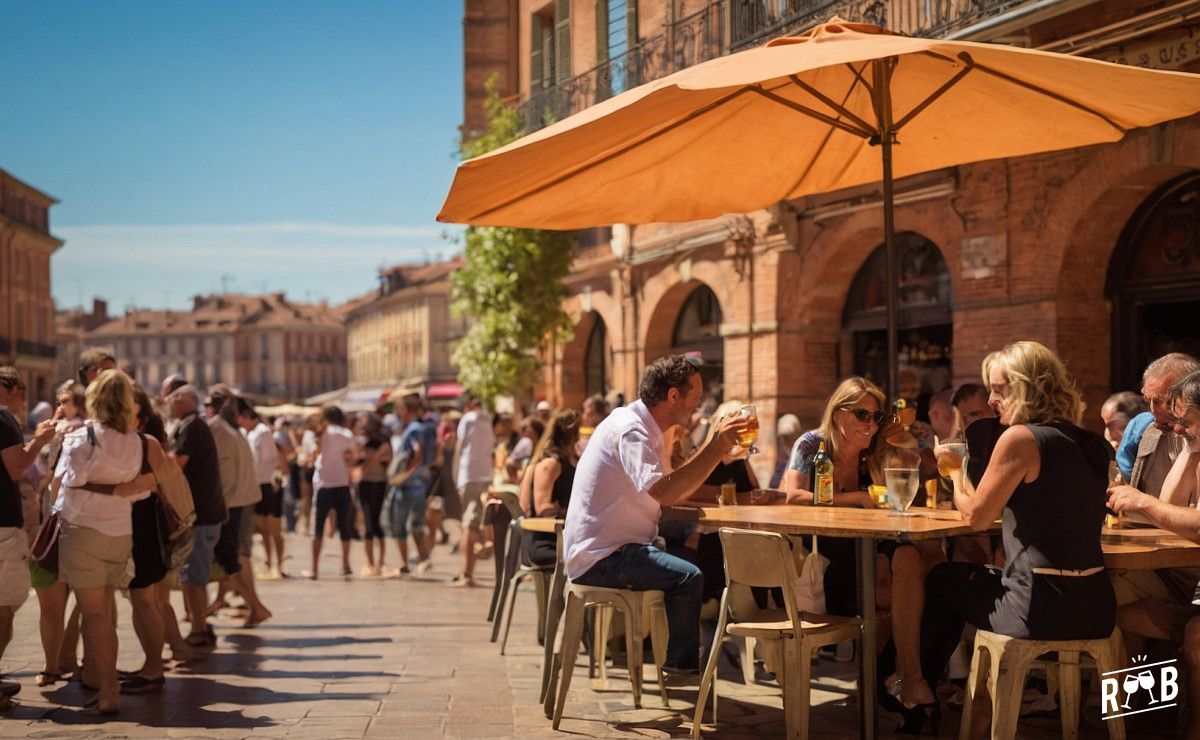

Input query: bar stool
[551,583,670,729]
[961,627,1127,740]
[497,551,552,654]
[485,484,521,630]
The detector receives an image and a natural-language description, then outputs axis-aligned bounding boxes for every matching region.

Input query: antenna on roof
[220,273,233,294]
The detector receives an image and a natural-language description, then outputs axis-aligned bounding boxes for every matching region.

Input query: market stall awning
[427,382,464,399]
[304,386,390,412]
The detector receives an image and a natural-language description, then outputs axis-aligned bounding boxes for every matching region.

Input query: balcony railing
[517,0,1026,133]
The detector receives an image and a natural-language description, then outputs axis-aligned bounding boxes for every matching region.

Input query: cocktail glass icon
[1121,674,1140,709]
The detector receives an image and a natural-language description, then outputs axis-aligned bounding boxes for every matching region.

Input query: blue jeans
[387,482,428,540]
[573,543,703,670]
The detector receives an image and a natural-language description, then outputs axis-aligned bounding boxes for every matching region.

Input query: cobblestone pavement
[0,532,1176,738]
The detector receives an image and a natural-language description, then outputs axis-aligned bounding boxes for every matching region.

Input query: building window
[597,0,637,97]
[672,284,724,401]
[531,0,571,94]
[843,232,953,399]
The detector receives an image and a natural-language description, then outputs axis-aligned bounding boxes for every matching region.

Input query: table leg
[540,556,566,714]
[857,537,877,740]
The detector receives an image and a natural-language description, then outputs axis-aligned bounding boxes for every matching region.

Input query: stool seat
[961,627,1127,740]
[727,613,860,640]
[551,583,670,729]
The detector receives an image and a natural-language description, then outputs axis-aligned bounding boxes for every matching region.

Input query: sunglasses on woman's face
[844,407,889,425]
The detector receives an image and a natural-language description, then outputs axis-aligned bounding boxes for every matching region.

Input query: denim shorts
[387,483,429,540]
[182,522,222,585]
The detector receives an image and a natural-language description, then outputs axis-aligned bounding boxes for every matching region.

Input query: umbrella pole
[873,58,900,403]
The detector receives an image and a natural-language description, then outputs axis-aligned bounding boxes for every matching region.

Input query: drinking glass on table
[883,449,921,516]
[736,404,759,454]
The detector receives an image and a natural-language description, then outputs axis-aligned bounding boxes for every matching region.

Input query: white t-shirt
[563,400,666,580]
[314,425,356,490]
[54,421,151,537]
[246,422,279,485]
[456,410,495,486]
[209,416,261,508]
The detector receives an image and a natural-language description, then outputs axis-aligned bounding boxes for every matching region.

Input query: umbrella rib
[750,87,875,138]
[787,75,877,135]
[467,86,757,223]
[957,52,1127,134]
[892,65,973,133]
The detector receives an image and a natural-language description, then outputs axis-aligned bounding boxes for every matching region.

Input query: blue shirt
[398,417,437,487]
[1115,411,1155,480]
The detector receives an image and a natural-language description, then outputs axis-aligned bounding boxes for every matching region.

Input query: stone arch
[643,277,725,400]
[557,289,621,410]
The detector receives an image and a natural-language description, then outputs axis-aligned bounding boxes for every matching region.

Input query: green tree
[451,77,573,406]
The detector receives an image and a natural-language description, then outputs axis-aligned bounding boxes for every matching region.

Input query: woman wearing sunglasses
[781,376,946,731]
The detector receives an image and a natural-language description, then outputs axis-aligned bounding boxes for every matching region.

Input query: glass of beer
[737,404,759,453]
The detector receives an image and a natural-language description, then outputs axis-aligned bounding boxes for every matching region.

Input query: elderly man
[1100,391,1149,451]
[1108,370,1200,737]
[77,348,116,387]
[950,383,997,429]
[166,385,227,648]
[564,355,747,677]
[1119,353,1200,501]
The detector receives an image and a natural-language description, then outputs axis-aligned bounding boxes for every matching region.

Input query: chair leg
[552,592,586,730]
[498,571,527,655]
[1058,650,1081,740]
[782,637,807,740]
[487,515,512,624]
[1095,635,1127,740]
[594,604,611,687]
[649,599,669,707]
[740,636,757,684]
[534,571,548,645]
[991,651,1029,740]
[489,521,520,637]
[693,606,729,739]
[960,644,986,740]
[625,599,644,709]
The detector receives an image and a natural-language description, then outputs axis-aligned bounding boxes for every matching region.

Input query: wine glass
[736,404,759,454]
[1138,669,1158,704]
[1121,673,1140,709]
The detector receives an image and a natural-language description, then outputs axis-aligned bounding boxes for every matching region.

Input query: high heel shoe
[896,701,940,735]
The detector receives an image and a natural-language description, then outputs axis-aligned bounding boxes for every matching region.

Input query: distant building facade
[84,292,346,401]
[0,168,62,409]
[55,298,111,384]
[345,258,466,399]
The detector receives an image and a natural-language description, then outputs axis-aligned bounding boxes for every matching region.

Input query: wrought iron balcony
[517,0,1026,133]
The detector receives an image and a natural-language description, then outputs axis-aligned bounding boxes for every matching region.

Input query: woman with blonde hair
[901,341,1114,734]
[51,369,171,715]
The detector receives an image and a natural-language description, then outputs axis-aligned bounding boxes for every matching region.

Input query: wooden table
[666,503,987,740]
[1102,526,1200,570]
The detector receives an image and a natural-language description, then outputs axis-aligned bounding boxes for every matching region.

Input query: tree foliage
[452,76,573,406]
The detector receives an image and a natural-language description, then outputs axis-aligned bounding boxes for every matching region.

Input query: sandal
[35,672,62,687]
[184,631,215,648]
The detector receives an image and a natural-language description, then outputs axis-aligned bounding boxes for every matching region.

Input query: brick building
[0,168,62,410]
[461,0,1200,477]
[84,292,346,401]
[344,258,467,403]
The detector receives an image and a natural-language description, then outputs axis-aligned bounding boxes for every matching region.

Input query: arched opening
[1107,171,1200,390]
[842,232,953,399]
[583,314,609,398]
[671,284,724,402]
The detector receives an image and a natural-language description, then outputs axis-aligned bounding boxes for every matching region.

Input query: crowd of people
[3,340,1200,734]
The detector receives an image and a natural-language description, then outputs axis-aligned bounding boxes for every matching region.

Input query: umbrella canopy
[438,20,1200,229]
[438,18,1200,396]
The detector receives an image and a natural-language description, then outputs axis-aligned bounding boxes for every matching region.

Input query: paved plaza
[0,532,1176,738]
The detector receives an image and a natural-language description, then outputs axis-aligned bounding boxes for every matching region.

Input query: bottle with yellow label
[811,440,834,506]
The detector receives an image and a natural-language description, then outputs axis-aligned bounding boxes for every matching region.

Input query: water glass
[884,467,921,516]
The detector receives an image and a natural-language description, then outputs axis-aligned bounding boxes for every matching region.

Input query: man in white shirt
[452,397,496,587]
[307,405,360,579]
[564,355,747,675]
[237,400,284,579]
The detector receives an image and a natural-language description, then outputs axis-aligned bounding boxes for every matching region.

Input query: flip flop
[34,672,62,687]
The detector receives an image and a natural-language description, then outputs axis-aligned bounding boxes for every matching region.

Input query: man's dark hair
[0,366,20,391]
[401,393,424,414]
[951,383,989,409]
[1168,370,1200,414]
[235,396,257,420]
[639,354,698,407]
[584,393,609,417]
[321,404,346,426]
[1103,391,1147,422]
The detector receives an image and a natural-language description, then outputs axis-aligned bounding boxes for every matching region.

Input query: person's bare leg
[270,517,285,576]
[75,587,119,712]
[460,525,479,580]
[0,607,14,661]
[426,504,444,545]
[183,583,210,639]
[156,583,192,662]
[35,581,68,679]
[363,535,377,571]
[340,538,351,575]
[236,555,271,626]
[415,527,432,563]
[889,544,936,706]
[60,601,82,677]
[309,532,323,577]
[395,538,410,571]
[1118,599,1180,640]
[128,587,164,679]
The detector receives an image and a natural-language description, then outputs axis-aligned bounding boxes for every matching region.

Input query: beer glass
[737,404,759,454]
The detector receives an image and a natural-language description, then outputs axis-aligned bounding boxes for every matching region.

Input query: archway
[583,313,609,398]
[1107,170,1200,390]
[671,284,724,402]
[842,232,953,399]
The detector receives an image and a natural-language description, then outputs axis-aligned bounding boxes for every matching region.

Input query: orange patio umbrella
[437,19,1200,395]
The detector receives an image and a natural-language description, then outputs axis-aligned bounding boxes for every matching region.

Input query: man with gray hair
[1120,353,1200,502]
[166,384,227,649]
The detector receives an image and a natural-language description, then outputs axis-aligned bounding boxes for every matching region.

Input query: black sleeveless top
[989,421,1116,639]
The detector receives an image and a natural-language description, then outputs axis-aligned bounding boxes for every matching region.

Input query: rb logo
[1101,656,1179,721]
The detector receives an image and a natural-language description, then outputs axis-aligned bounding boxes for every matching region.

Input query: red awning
[426,382,464,399]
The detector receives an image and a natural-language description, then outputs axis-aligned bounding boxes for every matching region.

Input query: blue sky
[2,1,464,312]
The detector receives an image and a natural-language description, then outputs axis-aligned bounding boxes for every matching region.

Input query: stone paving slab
[0,532,1180,737]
